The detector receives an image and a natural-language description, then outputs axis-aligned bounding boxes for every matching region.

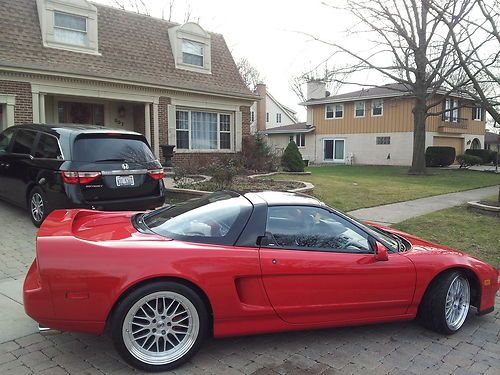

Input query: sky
[95,0,369,121]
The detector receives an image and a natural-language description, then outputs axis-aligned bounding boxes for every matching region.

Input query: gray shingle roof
[0,0,254,99]
[261,122,315,134]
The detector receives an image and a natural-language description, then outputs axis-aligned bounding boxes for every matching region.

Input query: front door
[259,205,415,324]
[324,139,345,162]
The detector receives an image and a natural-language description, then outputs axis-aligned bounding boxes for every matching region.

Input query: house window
[295,133,306,148]
[472,107,482,121]
[182,39,204,67]
[58,102,104,125]
[266,112,269,122]
[354,101,365,117]
[276,113,282,123]
[176,110,232,150]
[54,12,88,46]
[326,104,343,119]
[376,136,391,145]
[372,99,383,116]
[444,98,459,122]
[250,111,255,122]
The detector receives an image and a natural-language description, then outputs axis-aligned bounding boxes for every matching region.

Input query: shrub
[465,149,497,164]
[207,155,242,190]
[281,141,305,172]
[241,135,279,172]
[425,146,456,167]
[456,154,482,168]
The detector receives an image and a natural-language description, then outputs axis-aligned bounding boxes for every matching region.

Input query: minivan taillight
[61,171,102,185]
[147,169,165,180]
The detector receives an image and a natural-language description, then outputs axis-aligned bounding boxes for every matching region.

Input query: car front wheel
[111,281,208,372]
[419,271,471,334]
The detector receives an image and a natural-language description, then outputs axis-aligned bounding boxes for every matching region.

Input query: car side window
[0,128,16,154]
[11,130,37,155]
[34,133,63,159]
[265,206,371,253]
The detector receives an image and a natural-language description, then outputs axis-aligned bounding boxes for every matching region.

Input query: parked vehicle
[0,124,165,226]
[23,191,498,372]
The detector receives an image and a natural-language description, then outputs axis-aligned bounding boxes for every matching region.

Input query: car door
[0,127,17,198]
[259,205,416,325]
[2,129,38,206]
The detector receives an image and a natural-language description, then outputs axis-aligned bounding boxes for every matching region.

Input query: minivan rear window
[72,134,155,162]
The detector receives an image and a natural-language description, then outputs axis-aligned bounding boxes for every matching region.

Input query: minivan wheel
[29,187,49,227]
[111,281,208,372]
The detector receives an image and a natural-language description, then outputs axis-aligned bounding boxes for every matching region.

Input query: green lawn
[282,165,500,211]
[394,206,500,267]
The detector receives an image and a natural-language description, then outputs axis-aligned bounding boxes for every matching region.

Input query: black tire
[418,270,471,335]
[28,187,50,227]
[111,281,208,372]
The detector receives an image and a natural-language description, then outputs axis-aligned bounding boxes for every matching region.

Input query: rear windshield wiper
[94,158,127,162]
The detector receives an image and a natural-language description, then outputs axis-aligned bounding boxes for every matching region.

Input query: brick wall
[0,80,32,124]
[158,96,170,161]
[240,105,251,136]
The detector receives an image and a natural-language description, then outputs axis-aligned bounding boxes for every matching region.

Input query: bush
[425,146,456,167]
[241,135,279,172]
[465,149,498,164]
[207,155,242,190]
[281,141,305,172]
[456,154,482,168]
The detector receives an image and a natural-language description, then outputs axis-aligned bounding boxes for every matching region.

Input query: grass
[394,206,500,267]
[280,165,500,211]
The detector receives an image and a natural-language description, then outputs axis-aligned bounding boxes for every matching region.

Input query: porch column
[32,92,40,123]
[152,102,160,158]
[39,93,46,124]
[144,103,151,145]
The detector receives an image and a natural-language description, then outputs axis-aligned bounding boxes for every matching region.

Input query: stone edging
[248,172,314,194]
[467,201,500,213]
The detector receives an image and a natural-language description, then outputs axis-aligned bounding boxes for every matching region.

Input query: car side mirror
[374,241,389,261]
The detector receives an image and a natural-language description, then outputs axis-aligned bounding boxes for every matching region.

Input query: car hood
[40,209,168,242]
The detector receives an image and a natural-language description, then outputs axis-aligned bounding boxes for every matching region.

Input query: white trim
[322,137,346,163]
[354,100,365,118]
[371,99,383,117]
[152,103,159,157]
[39,93,46,123]
[144,103,151,145]
[32,92,40,123]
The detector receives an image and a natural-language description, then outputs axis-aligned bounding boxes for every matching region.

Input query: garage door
[433,136,464,156]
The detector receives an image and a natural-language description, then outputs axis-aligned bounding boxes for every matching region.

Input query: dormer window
[54,12,87,46]
[182,39,204,67]
[169,22,211,74]
[36,0,99,55]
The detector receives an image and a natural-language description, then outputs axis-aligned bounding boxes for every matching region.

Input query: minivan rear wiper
[94,158,127,162]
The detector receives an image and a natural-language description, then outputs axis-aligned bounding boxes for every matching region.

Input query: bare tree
[236,58,264,91]
[111,0,150,15]
[300,0,474,174]
[431,0,500,125]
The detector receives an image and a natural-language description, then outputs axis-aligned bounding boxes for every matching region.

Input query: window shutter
[442,100,446,121]
[457,100,460,122]
[481,107,485,121]
[167,104,176,146]
[235,111,242,152]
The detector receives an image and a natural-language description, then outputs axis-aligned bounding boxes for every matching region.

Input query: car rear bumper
[83,193,165,211]
[23,259,105,334]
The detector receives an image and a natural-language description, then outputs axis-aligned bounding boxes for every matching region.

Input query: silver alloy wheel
[31,193,44,222]
[122,291,199,366]
[445,275,470,331]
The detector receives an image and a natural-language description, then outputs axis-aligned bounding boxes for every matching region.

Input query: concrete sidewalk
[348,185,499,225]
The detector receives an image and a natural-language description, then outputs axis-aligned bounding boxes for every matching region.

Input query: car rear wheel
[418,271,470,334]
[29,187,49,227]
[111,281,208,372]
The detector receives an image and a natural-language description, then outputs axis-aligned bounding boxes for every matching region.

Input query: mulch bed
[181,176,305,192]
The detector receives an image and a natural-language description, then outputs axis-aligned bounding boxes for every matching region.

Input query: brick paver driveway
[0,201,498,375]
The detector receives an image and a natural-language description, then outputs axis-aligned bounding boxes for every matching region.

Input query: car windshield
[73,134,155,162]
[143,191,252,242]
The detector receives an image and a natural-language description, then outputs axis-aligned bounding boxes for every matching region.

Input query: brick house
[0,0,256,166]
[299,82,486,165]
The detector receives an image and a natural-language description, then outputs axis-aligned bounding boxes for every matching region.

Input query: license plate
[116,175,135,187]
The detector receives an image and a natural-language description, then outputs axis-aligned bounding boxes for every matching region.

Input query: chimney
[306,80,326,100]
[256,83,267,131]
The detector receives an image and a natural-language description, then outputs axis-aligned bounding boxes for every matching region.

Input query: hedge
[465,149,498,164]
[425,146,456,167]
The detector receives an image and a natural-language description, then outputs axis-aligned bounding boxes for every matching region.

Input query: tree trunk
[409,97,427,174]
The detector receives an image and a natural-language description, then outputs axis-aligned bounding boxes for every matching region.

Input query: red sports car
[24,191,498,372]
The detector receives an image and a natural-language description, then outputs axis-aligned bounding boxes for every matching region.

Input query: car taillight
[61,171,102,185]
[147,168,165,180]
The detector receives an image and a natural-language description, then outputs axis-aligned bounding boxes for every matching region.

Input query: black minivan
[0,124,166,226]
